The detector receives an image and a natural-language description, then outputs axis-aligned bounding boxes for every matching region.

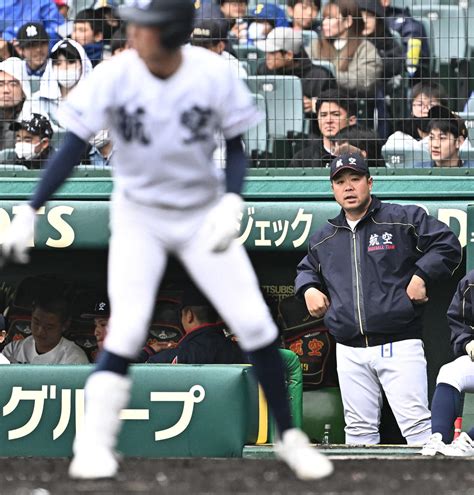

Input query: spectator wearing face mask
[0,113,54,169]
[84,129,115,168]
[31,39,92,133]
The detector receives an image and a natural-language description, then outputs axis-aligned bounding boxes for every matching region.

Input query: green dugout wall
[0,168,473,448]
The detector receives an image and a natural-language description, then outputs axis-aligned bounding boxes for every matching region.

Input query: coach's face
[331,170,373,221]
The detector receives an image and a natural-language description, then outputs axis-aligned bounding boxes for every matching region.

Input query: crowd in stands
[0,0,471,169]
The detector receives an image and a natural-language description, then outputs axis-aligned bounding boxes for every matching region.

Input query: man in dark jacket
[148,286,245,364]
[256,27,334,116]
[295,152,462,445]
[290,88,357,167]
[421,270,474,457]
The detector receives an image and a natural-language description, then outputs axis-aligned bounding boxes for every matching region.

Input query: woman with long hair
[308,0,382,91]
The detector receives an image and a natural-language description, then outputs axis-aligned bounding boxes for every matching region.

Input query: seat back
[246,75,304,139]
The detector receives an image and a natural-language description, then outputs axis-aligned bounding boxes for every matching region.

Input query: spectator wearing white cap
[0,57,32,151]
[256,27,335,114]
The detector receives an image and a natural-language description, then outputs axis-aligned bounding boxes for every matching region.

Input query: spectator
[383,82,448,156]
[85,130,115,168]
[247,3,289,45]
[0,57,32,151]
[0,1,64,50]
[191,18,247,78]
[16,22,51,94]
[93,0,120,48]
[34,39,92,131]
[287,0,321,32]
[55,0,70,20]
[357,0,403,82]
[332,125,384,167]
[0,314,8,364]
[256,27,335,115]
[379,0,430,80]
[290,88,357,167]
[308,0,382,92]
[1,289,89,364]
[218,0,249,44]
[414,106,474,169]
[72,8,105,66]
[148,286,245,364]
[110,25,130,56]
[0,113,55,169]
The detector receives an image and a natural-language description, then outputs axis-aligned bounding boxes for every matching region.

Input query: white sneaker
[69,445,119,479]
[274,428,334,480]
[420,432,447,456]
[444,432,474,457]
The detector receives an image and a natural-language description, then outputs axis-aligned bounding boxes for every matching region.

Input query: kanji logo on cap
[330,152,369,180]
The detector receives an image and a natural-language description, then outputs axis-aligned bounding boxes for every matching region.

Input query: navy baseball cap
[181,285,212,308]
[10,113,54,139]
[17,22,49,46]
[81,298,110,319]
[330,152,370,180]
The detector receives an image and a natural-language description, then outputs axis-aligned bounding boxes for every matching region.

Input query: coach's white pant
[104,191,278,358]
[336,339,431,445]
[436,355,474,392]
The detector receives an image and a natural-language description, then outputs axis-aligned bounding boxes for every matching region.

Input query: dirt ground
[1,457,474,495]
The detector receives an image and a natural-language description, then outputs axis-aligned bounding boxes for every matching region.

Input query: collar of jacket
[327,195,381,228]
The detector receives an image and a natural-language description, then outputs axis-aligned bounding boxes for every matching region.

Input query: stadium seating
[246,75,305,163]
[244,93,269,166]
[232,45,265,76]
[382,140,430,168]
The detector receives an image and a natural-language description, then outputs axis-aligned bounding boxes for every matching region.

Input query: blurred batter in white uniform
[1,0,332,482]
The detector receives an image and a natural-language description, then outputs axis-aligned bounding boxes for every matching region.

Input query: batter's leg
[177,237,333,480]
[69,196,168,479]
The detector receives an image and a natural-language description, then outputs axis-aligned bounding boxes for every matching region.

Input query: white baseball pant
[336,339,431,445]
[436,355,474,393]
[103,191,278,358]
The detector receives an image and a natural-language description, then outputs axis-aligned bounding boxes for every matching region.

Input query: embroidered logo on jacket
[367,231,396,252]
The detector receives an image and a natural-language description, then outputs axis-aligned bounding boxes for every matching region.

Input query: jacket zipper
[352,230,368,345]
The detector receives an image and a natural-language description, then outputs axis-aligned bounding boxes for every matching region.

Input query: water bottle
[322,423,331,445]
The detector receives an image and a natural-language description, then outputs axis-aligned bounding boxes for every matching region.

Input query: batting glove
[1,205,37,265]
[204,193,243,253]
[466,340,474,361]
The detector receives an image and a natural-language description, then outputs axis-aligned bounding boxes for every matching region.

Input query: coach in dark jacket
[295,152,462,446]
[148,286,245,365]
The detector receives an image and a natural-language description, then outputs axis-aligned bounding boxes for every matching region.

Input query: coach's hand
[406,274,429,305]
[204,193,244,253]
[466,340,474,361]
[0,205,36,265]
[304,287,330,319]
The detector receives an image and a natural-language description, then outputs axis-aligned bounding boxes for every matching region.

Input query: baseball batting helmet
[119,0,195,50]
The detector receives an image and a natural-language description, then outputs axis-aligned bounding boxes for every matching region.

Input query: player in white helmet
[0,0,333,482]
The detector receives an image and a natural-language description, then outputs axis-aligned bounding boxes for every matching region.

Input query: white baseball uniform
[2,336,89,364]
[58,45,278,357]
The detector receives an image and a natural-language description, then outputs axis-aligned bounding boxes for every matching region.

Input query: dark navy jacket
[447,269,474,358]
[295,196,462,347]
[147,322,246,364]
